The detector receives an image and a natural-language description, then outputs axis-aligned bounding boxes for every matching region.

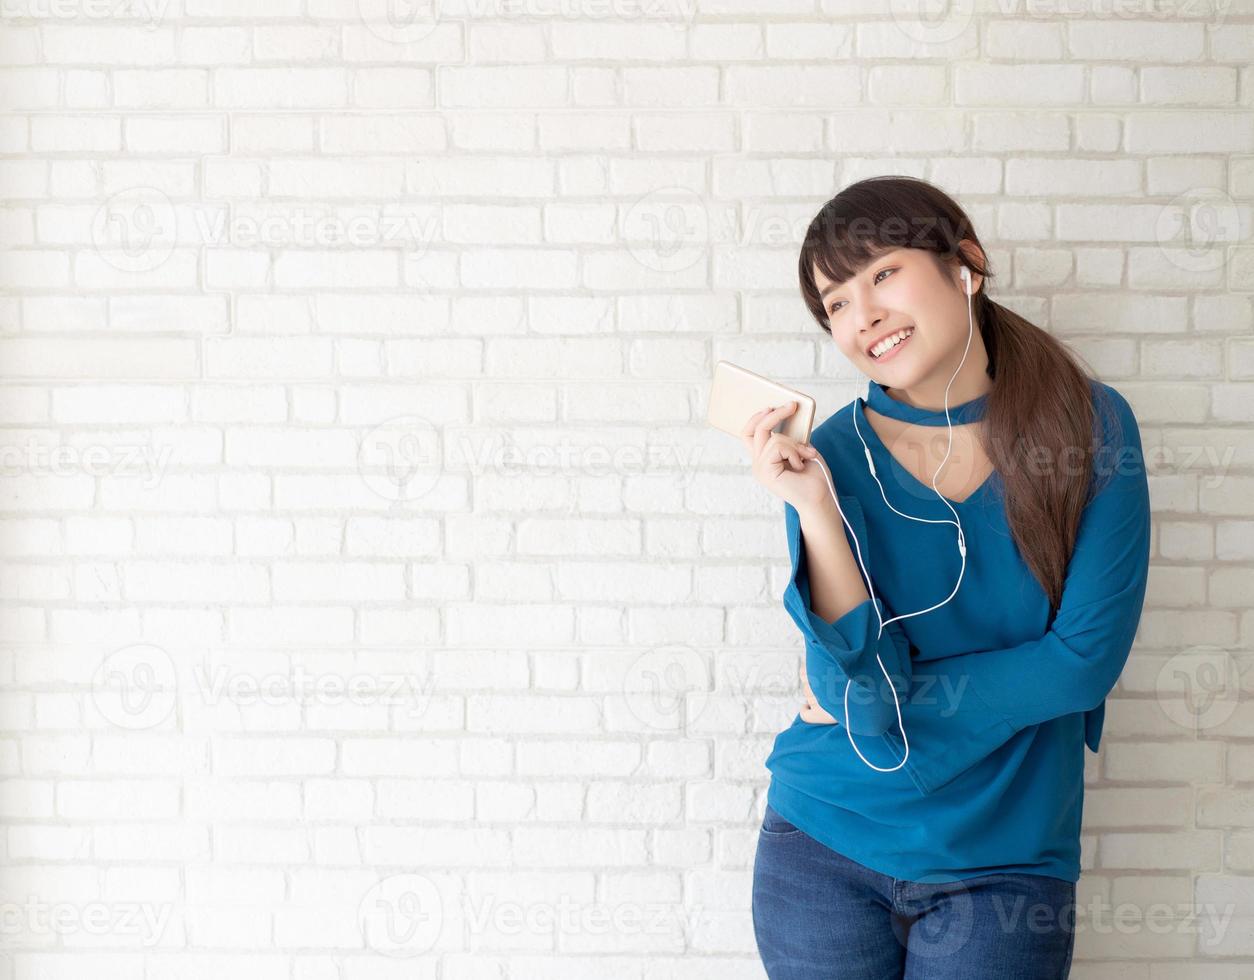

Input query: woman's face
[812,247,981,387]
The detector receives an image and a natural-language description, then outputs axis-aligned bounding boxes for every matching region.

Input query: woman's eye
[827,268,894,316]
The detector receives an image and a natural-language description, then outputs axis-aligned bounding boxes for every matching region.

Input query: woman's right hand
[741,402,836,516]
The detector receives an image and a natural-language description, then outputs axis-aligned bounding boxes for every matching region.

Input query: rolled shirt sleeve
[782,500,913,737]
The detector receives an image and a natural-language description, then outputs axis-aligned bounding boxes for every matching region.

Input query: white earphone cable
[804,264,977,772]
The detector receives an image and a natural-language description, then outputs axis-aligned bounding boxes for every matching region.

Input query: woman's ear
[953,239,983,287]
[953,242,986,294]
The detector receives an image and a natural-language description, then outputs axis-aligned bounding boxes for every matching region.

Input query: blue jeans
[752,804,1076,979]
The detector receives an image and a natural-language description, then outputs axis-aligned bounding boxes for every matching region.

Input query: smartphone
[706,360,816,445]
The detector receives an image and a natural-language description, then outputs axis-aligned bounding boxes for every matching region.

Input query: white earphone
[806,263,977,772]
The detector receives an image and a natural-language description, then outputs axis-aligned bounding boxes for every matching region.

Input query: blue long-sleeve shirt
[764,377,1151,884]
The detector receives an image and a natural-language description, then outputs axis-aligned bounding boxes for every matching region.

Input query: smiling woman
[747,175,1151,980]
[798,177,1113,613]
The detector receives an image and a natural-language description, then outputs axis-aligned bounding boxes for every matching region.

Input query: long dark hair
[798,175,1118,612]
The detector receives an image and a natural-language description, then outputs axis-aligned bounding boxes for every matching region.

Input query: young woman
[742,176,1151,979]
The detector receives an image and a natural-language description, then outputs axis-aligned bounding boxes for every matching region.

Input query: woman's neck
[883,349,993,413]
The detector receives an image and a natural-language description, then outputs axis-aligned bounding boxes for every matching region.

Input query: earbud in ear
[960,266,972,296]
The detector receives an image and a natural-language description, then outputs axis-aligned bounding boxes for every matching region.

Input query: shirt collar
[864,378,990,426]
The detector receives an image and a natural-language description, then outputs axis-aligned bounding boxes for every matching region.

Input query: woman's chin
[874,338,936,381]
[868,358,922,386]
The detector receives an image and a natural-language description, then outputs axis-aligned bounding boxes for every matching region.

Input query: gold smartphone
[706,360,816,445]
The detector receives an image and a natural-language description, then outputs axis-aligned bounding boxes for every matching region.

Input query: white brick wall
[1,1,1252,975]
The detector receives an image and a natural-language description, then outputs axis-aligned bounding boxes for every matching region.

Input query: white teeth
[871,327,914,358]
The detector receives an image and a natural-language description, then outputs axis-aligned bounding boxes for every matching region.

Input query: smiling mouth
[869,327,915,361]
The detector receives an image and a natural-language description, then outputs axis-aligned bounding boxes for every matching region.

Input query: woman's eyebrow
[819,252,902,301]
